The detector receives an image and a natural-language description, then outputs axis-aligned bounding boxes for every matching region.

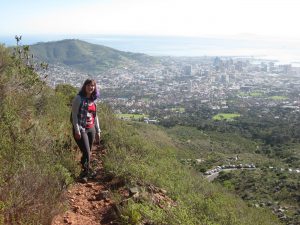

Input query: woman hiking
[71,79,101,181]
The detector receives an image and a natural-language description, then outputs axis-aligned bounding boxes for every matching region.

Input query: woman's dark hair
[79,79,99,100]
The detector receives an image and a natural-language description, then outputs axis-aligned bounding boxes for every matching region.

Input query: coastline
[1,34,299,66]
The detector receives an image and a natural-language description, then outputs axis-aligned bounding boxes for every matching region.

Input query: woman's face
[85,83,95,96]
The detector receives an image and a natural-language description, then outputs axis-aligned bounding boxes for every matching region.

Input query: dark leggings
[73,126,96,171]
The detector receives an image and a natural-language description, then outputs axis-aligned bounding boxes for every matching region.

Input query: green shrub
[0,44,78,224]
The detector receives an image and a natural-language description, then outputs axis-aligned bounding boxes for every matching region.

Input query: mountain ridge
[30,39,157,74]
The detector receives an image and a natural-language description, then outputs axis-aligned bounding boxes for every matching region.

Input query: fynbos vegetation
[0,39,78,224]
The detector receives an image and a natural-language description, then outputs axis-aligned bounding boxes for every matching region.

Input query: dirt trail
[51,144,119,225]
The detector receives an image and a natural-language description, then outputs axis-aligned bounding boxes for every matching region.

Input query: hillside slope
[97,108,282,225]
[30,39,157,74]
[0,44,78,224]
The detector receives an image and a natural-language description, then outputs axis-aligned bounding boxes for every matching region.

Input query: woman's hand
[95,132,101,145]
[75,132,81,140]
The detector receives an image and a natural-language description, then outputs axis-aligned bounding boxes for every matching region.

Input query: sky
[1,0,300,39]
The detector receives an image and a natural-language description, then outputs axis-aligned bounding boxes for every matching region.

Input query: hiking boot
[87,169,97,179]
[79,169,88,183]
[81,176,88,183]
[79,169,88,178]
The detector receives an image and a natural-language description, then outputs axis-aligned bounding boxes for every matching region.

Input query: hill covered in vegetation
[163,125,300,224]
[30,39,158,74]
[0,43,282,224]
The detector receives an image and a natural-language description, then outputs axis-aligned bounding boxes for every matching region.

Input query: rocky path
[51,144,119,225]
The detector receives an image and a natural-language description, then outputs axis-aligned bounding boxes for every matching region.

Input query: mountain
[30,39,157,74]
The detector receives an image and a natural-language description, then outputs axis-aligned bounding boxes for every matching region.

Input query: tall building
[213,57,222,70]
[183,65,192,76]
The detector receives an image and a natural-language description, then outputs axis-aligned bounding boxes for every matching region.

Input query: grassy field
[116,113,149,120]
[250,91,264,97]
[213,113,240,121]
[238,91,264,97]
[171,107,185,113]
[270,95,288,100]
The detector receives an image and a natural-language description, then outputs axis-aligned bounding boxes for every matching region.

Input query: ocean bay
[1,34,300,65]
